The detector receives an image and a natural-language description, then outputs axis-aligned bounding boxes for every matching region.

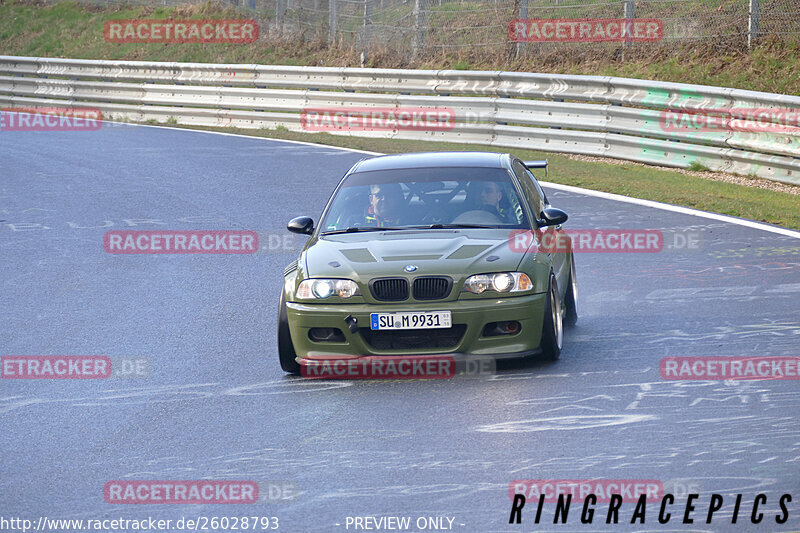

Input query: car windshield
[319,167,530,233]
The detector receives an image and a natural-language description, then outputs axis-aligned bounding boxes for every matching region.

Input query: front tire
[278,293,300,375]
[540,273,563,361]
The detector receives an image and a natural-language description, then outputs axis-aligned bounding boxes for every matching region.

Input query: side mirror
[287,216,314,235]
[538,208,568,227]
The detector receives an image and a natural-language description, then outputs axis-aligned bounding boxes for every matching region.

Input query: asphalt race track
[2,122,799,532]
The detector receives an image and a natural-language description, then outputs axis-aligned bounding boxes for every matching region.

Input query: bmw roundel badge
[404,265,418,273]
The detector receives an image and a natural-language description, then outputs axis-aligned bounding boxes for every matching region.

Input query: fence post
[748,0,761,50]
[516,0,528,59]
[623,0,635,36]
[622,0,634,59]
[518,0,527,23]
[277,0,286,34]
[413,0,426,58]
[329,0,337,44]
[363,0,373,50]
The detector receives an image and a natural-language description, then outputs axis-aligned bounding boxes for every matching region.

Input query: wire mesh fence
[41,0,800,60]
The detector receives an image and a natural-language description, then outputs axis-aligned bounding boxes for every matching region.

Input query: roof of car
[352,152,509,172]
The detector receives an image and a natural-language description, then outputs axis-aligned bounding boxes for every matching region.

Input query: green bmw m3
[278,152,577,375]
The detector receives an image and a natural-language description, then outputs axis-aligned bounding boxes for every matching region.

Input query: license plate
[370,311,452,330]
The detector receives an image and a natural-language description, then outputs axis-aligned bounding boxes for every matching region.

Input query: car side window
[512,160,544,218]
[526,169,549,206]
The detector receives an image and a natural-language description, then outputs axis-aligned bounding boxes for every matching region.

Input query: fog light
[308,327,346,342]
[481,321,521,337]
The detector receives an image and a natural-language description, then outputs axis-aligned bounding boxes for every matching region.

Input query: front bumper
[286,293,547,360]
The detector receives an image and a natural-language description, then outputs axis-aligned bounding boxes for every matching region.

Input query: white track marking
[103,120,800,239]
[541,181,800,240]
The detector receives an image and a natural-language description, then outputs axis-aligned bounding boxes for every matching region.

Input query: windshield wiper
[321,226,407,235]
[419,223,496,229]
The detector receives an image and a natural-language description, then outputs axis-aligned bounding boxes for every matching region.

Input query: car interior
[324,180,526,230]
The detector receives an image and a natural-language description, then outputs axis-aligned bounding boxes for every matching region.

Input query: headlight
[297,279,361,299]
[463,272,532,294]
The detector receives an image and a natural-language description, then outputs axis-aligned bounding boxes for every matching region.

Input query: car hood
[302,229,527,279]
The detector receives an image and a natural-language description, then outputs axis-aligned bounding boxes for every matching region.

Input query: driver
[477,181,510,221]
[364,183,404,227]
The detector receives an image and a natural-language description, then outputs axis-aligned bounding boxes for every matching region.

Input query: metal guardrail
[1,55,798,185]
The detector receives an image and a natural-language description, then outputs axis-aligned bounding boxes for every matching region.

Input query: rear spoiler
[523,160,548,178]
